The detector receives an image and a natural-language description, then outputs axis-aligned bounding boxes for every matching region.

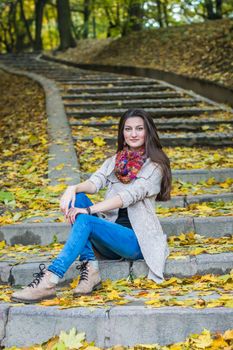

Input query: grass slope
[56,19,233,88]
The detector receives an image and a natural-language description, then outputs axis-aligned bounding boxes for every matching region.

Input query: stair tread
[1,274,233,347]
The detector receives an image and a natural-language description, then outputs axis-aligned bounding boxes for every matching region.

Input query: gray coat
[89,155,170,283]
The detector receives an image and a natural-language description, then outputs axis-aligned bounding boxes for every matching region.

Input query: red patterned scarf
[114,146,147,184]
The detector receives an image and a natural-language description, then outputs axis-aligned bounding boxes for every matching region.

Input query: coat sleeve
[117,165,162,208]
[88,157,112,193]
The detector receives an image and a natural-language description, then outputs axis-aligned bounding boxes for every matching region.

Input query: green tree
[57,0,76,50]
[34,0,47,51]
[122,0,145,35]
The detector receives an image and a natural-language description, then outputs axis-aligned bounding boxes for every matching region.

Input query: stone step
[156,192,233,208]
[9,65,77,73]
[1,216,232,246]
[0,61,90,79]
[65,85,170,94]
[1,303,232,348]
[1,251,233,287]
[62,91,184,100]
[70,118,233,132]
[57,74,135,80]
[65,98,201,109]
[2,65,60,72]
[67,107,220,118]
[58,76,146,82]
[74,132,233,147]
[173,168,233,183]
[82,167,233,184]
[61,79,160,86]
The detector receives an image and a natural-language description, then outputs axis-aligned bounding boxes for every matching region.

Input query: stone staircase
[0,54,232,347]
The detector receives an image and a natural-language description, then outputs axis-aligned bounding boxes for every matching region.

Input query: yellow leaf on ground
[211,335,229,349]
[40,298,60,306]
[169,344,183,350]
[191,329,213,348]
[223,329,233,340]
[93,137,106,147]
[55,163,65,171]
[0,241,6,249]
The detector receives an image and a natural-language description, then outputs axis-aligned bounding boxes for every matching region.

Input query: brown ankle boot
[11,264,57,304]
[73,261,102,297]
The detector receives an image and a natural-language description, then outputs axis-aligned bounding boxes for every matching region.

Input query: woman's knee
[68,192,89,209]
[75,192,87,202]
[74,213,91,226]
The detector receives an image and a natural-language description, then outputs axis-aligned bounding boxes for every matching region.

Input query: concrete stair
[64,97,202,108]
[70,118,233,131]
[82,167,233,183]
[66,106,221,118]
[1,252,233,287]
[1,304,232,348]
[73,132,233,147]
[1,216,233,245]
[62,91,185,99]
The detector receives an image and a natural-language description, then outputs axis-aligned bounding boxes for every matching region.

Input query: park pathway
[0,54,232,347]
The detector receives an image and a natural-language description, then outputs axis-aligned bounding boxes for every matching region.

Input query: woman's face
[123,116,146,151]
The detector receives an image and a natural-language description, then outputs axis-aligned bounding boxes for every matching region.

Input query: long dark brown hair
[117,109,172,201]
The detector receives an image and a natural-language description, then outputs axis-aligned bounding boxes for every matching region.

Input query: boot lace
[76,261,89,282]
[28,263,46,288]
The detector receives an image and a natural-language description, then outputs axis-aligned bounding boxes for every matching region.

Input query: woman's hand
[60,185,77,216]
[66,207,88,225]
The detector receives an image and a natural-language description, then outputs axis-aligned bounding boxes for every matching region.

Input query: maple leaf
[223,329,233,340]
[0,191,15,203]
[92,137,106,147]
[58,328,86,349]
[55,163,65,171]
[0,241,6,249]
[190,329,213,348]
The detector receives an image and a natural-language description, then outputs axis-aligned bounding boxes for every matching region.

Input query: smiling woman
[123,117,146,150]
[11,108,172,304]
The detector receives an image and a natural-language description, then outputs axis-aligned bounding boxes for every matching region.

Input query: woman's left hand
[66,207,88,225]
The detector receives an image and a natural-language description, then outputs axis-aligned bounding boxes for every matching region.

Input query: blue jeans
[48,192,143,278]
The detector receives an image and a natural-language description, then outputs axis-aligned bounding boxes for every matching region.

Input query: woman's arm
[60,180,96,215]
[89,195,123,214]
[66,195,123,224]
[75,180,97,194]
[60,157,113,215]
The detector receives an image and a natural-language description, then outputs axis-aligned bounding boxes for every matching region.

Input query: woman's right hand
[60,185,77,216]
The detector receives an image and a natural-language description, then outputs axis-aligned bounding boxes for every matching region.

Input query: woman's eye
[124,128,143,131]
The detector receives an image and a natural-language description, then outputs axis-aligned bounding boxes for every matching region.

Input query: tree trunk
[156,0,163,28]
[0,22,13,53]
[92,15,96,38]
[34,0,47,51]
[18,0,34,48]
[216,0,222,19]
[44,4,55,50]
[56,0,76,50]
[104,6,115,38]
[128,0,143,32]
[116,1,120,28]
[83,0,90,39]
[8,1,17,52]
[204,0,222,20]
[204,0,215,19]
[163,0,169,27]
